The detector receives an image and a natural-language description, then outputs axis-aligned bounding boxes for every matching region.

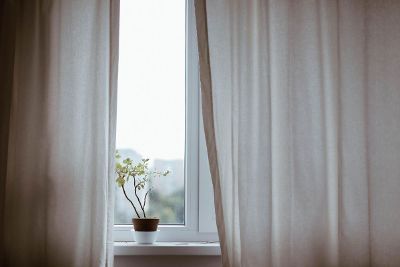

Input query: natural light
[115,0,186,224]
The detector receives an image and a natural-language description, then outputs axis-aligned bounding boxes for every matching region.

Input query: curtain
[0,0,119,266]
[195,0,400,266]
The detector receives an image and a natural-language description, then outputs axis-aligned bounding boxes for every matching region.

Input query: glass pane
[115,0,186,224]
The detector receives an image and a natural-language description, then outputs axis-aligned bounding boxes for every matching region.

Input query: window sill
[114,241,221,256]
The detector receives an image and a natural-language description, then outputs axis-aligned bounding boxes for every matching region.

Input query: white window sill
[114,241,221,256]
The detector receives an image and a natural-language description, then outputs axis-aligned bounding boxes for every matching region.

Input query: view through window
[115,0,186,224]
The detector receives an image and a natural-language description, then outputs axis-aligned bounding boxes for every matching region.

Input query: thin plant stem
[133,176,146,218]
[143,188,151,211]
[122,184,140,218]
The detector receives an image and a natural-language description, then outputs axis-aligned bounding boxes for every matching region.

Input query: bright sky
[116,0,186,160]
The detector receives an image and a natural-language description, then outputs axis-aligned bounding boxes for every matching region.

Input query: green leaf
[116,177,125,187]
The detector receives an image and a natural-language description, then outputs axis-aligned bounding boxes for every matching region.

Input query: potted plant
[115,151,170,244]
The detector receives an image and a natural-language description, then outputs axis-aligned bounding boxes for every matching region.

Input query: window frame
[113,0,218,242]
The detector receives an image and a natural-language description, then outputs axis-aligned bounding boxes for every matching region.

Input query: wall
[115,256,222,267]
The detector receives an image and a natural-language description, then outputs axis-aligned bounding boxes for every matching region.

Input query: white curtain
[0,0,119,266]
[196,0,400,266]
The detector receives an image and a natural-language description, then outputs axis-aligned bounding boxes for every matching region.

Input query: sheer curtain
[0,1,119,266]
[196,0,400,266]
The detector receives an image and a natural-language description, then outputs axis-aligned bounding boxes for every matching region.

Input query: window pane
[115,0,186,224]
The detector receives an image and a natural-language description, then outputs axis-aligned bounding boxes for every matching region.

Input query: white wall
[115,256,222,267]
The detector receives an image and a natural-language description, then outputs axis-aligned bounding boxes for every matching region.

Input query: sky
[116,0,186,160]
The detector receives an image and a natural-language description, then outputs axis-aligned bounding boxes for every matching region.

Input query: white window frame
[113,0,218,242]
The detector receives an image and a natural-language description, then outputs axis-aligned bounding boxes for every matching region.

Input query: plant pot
[131,229,160,244]
[132,218,159,231]
[132,218,160,244]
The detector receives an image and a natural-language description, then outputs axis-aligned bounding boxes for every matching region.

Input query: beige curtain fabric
[0,0,119,266]
[196,0,400,266]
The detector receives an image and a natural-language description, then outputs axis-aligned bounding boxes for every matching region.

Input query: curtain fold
[0,0,17,264]
[194,1,229,266]
[196,0,400,266]
[0,0,119,266]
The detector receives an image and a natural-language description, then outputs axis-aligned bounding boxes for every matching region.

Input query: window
[114,0,218,242]
[115,0,186,226]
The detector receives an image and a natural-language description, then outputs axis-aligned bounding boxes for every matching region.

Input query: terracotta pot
[132,218,159,232]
